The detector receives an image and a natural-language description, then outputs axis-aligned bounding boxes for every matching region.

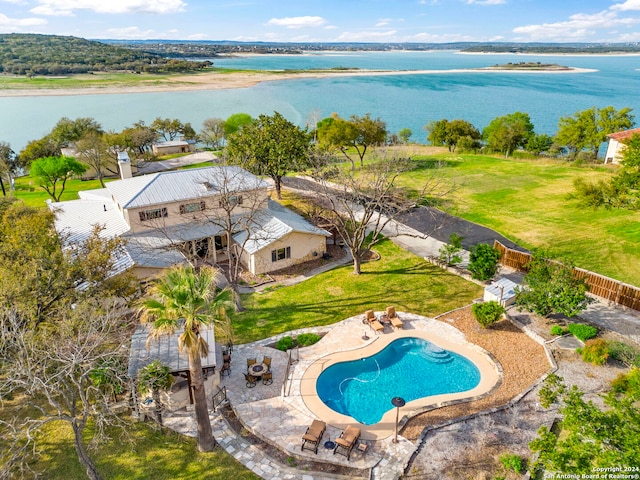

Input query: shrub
[567,323,598,342]
[468,243,501,281]
[611,368,640,397]
[499,453,524,474]
[580,338,609,365]
[550,325,566,336]
[438,233,464,265]
[296,333,321,347]
[276,336,295,351]
[472,301,506,328]
[608,341,640,368]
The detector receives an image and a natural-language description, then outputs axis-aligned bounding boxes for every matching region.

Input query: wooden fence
[493,240,640,312]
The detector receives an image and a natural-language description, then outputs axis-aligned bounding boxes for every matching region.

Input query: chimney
[117,151,133,180]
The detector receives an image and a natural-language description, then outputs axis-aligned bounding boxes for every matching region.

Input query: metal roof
[234,200,330,254]
[128,322,217,378]
[106,166,268,209]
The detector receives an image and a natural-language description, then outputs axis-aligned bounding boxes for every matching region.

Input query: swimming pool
[316,337,481,425]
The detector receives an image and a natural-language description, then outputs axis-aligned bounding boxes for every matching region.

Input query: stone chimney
[117,151,133,180]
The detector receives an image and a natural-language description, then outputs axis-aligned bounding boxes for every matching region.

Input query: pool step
[421,345,453,363]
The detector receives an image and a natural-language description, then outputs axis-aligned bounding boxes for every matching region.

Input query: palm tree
[139,265,234,452]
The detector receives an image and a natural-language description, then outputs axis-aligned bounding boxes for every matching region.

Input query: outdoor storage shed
[483,278,518,307]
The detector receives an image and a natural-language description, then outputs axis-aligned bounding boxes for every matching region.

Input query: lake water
[1,51,639,151]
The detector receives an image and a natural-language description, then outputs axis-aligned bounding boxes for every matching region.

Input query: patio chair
[244,373,258,388]
[220,361,231,377]
[386,306,403,330]
[247,358,257,369]
[223,352,231,363]
[365,310,384,334]
[262,371,273,385]
[301,419,326,455]
[333,425,361,460]
[262,356,272,371]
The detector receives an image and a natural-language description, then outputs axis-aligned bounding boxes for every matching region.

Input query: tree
[525,133,554,156]
[19,135,59,166]
[225,112,312,199]
[439,233,464,265]
[29,155,87,201]
[0,203,137,326]
[530,373,640,475]
[556,106,635,161]
[316,113,386,169]
[137,360,174,427]
[49,116,103,148]
[468,243,501,281]
[483,112,534,158]
[309,155,451,274]
[75,132,116,187]
[426,119,481,152]
[150,117,185,141]
[223,113,254,136]
[515,251,591,318]
[200,117,226,149]
[610,133,640,208]
[123,121,157,159]
[0,303,134,480]
[398,128,412,144]
[0,141,19,196]
[139,265,235,452]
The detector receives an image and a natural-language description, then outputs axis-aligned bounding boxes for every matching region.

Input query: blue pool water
[316,337,481,425]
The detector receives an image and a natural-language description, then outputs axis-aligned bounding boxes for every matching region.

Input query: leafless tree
[0,302,135,480]
[308,152,454,274]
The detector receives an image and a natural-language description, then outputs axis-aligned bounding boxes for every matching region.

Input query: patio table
[248,363,267,378]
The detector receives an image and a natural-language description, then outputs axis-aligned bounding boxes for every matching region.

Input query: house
[48,165,330,279]
[604,127,640,164]
[151,140,196,156]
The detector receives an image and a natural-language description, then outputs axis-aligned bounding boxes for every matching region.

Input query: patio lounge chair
[244,373,258,388]
[262,356,272,371]
[262,371,273,385]
[386,306,403,330]
[301,419,326,455]
[365,309,384,334]
[333,425,361,460]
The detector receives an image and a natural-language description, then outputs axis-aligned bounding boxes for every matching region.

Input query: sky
[1,0,640,43]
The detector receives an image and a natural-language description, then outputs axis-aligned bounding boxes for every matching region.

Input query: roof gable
[607,127,640,142]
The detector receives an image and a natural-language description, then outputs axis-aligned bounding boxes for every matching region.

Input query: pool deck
[162,311,503,479]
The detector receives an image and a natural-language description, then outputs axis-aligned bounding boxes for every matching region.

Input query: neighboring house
[152,140,196,156]
[604,127,640,164]
[48,164,330,279]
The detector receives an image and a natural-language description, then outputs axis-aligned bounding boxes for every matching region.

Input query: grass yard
[0,403,259,480]
[234,238,483,343]
[396,153,640,286]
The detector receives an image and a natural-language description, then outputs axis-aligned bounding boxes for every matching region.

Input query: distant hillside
[0,34,212,75]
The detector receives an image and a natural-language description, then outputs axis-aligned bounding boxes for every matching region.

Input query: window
[179,201,206,214]
[139,207,168,222]
[218,195,243,208]
[271,246,291,262]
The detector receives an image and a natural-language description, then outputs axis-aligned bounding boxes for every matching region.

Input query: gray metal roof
[128,322,217,378]
[234,200,330,254]
[106,166,268,209]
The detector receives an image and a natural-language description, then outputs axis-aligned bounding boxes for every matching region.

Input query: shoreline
[0,67,597,98]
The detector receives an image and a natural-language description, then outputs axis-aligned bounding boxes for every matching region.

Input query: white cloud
[336,29,397,42]
[29,0,186,16]
[466,0,507,5]
[187,33,208,40]
[376,18,391,27]
[611,0,640,11]
[513,9,639,41]
[266,16,327,29]
[0,13,47,30]
[102,26,156,39]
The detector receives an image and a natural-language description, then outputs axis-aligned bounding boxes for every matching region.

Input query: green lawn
[396,153,640,286]
[234,238,482,343]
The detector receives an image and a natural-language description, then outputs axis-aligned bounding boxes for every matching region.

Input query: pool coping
[299,323,503,440]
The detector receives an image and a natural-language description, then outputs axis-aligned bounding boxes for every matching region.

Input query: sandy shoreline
[0,67,597,98]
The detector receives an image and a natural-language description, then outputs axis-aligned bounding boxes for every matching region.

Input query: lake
[1,50,639,152]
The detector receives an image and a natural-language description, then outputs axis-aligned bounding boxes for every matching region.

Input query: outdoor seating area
[364,307,404,333]
[244,355,273,388]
